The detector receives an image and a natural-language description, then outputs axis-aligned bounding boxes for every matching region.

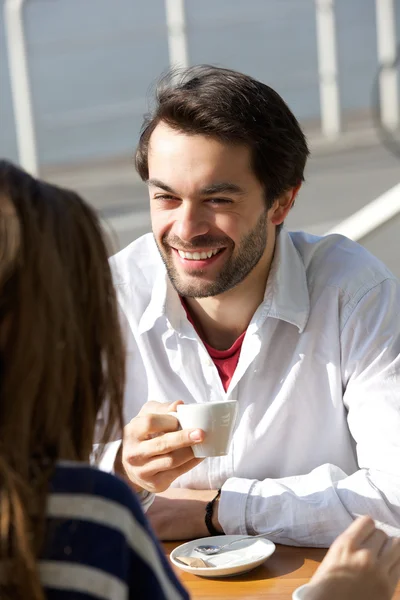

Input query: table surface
[164,541,400,599]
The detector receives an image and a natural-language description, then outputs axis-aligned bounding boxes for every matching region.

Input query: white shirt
[104,227,400,547]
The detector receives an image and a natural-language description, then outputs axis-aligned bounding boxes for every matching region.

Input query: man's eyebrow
[147,179,176,194]
[147,179,245,196]
[199,182,245,195]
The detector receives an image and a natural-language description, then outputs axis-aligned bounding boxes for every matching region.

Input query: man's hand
[146,488,223,541]
[307,516,400,600]
[118,401,205,493]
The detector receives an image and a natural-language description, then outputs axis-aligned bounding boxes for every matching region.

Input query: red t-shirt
[181,299,245,392]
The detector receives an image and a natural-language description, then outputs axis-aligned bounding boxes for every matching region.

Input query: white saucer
[170,534,276,578]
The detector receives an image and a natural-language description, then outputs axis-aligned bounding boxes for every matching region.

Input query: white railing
[4,0,38,175]
[315,0,341,138]
[3,0,399,177]
[326,183,400,241]
[375,0,399,130]
[165,0,189,69]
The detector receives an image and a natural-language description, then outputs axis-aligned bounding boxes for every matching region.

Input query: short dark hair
[135,65,309,207]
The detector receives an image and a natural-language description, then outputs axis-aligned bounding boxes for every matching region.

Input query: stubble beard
[154,209,268,298]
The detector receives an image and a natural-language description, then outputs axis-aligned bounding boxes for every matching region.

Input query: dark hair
[136,65,310,207]
[0,160,125,599]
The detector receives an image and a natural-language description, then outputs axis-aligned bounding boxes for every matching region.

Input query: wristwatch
[205,489,221,536]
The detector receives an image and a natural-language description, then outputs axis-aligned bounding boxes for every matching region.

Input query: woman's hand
[306,516,400,600]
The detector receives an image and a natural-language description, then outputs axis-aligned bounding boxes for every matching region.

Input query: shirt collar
[260,227,310,333]
[138,227,310,335]
[138,266,182,335]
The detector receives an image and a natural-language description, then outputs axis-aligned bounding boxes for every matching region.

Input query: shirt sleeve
[218,279,400,547]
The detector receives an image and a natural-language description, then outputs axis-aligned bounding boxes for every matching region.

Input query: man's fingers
[142,427,204,457]
[127,428,204,464]
[128,455,204,494]
[339,516,377,549]
[121,401,204,493]
[138,400,184,417]
[129,413,181,440]
[152,457,204,488]
[166,400,184,413]
[139,447,198,476]
[138,401,168,416]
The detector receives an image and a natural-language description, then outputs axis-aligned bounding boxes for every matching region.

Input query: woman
[0,159,399,600]
[0,160,188,600]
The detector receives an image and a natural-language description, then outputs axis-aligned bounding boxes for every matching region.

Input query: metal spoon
[194,529,284,556]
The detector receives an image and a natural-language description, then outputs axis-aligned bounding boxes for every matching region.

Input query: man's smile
[175,248,224,260]
[171,247,227,269]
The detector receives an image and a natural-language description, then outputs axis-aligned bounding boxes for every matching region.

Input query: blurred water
[0,0,399,166]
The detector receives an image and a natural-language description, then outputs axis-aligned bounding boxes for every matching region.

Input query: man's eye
[207,197,233,205]
[155,194,177,201]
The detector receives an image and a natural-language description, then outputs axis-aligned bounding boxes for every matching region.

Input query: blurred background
[1,0,400,275]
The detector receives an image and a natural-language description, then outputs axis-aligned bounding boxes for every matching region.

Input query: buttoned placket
[166,295,271,405]
[178,318,228,403]
[226,303,269,395]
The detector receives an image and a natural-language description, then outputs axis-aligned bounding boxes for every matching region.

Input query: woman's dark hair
[136,65,310,207]
[0,160,125,599]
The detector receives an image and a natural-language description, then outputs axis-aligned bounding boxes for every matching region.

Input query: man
[105,66,400,547]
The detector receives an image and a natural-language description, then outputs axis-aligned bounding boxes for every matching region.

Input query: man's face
[148,122,273,298]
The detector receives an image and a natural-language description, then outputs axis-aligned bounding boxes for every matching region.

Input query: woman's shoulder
[49,461,147,525]
[44,462,189,600]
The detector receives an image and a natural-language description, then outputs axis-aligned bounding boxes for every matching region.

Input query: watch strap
[205,488,221,536]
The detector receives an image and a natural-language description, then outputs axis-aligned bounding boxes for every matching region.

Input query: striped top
[40,462,189,600]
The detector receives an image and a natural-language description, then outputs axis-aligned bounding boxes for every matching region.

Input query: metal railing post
[165,0,189,69]
[4,0,39,175]
[375,0,399,130]
[315,0,341,138]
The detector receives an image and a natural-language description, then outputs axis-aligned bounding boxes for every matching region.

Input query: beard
[154,209,268,298]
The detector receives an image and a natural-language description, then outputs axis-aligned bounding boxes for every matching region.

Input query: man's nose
[172,201,210,242]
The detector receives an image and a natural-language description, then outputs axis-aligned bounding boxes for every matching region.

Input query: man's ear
[269,183,302,226]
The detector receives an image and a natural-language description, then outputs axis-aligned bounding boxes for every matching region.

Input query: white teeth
[177,248,221,260]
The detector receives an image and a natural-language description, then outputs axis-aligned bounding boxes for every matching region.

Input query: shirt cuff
[92,440,155,512]
[138,489,156,513]
[219,477,256,535]
[92,440,122,474]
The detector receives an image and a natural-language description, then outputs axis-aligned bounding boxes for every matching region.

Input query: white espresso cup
[292,584,313,600]
[170,401,238,458]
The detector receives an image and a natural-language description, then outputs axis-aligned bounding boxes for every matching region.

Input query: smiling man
[105,66,400,547]
[145,121,285,351]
